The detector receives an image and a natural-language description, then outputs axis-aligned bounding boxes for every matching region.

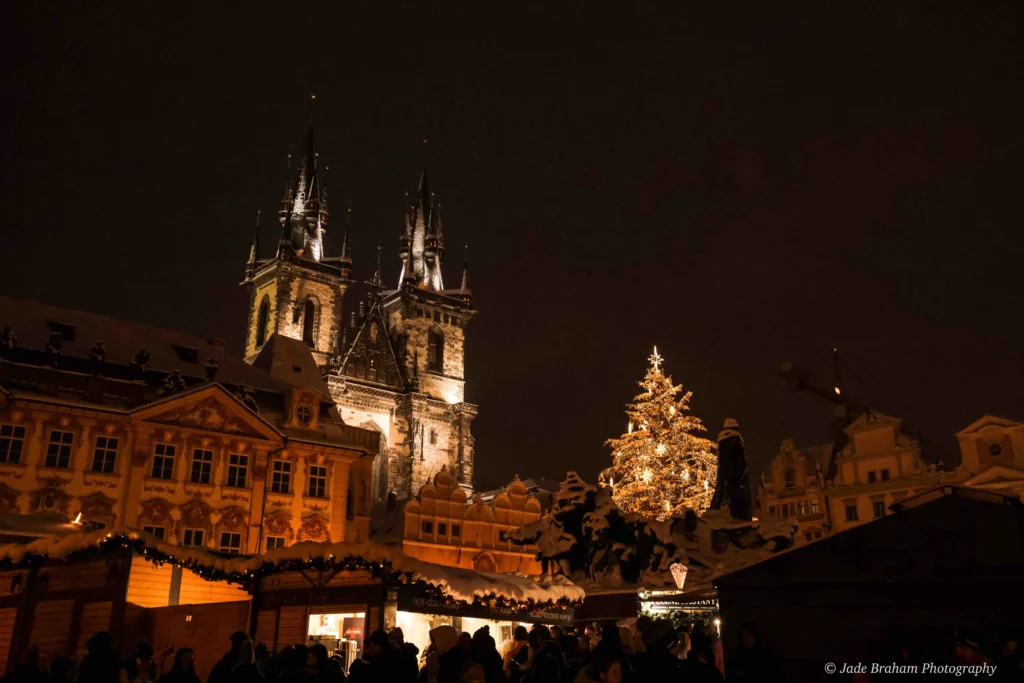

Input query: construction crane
[777,349,872,480]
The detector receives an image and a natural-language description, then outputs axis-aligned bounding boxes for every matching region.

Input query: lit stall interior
[395,611,534,654]
[307,610,366,671]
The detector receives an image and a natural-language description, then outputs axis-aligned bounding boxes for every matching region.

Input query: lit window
[297,404,313,425]
[427,329,444,372]
[302,299,316,346]
[797,501,807,516]
[190,449,213,484]
[0,425,27,464]
[226,454,248,488]
[867,471,877,484]
[844,504,859,522]
[880,469,890,481]
[266,536,286,550]
[272,460,291,494]
[256,296,270,347]
[152,443,176,479]
[91,436,118,474]
[307,465,328,498]
[438,522,447,535]
[46,430,74,469]
[451,524,461,538]
[872,501,886,519]
[143,525,166,540]
[811,500,819,514]
[220,532,242,554]
[183,528,204,547]
[421,521,433,534]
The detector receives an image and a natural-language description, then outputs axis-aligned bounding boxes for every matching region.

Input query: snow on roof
[0,527,584,606]
[0,296,287,391]
[251,334,331,396]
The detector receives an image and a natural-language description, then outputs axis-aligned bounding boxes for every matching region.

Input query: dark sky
[2,4,1022,490]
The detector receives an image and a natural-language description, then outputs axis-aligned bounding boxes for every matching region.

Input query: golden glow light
[604,346,718,520]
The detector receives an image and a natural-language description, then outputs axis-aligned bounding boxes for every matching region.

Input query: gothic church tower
[242,128,352,367]
[242,130,476,502]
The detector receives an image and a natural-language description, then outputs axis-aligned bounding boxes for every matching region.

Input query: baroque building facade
[0,297,380,558]
[242,128,476,504]
[396,469,544,575]
[758,440,830,545]
[760,412,1024,545]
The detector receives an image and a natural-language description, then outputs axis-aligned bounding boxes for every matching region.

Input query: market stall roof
[0,526,585,607]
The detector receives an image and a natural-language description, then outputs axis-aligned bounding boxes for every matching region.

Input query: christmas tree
[605,347,717,519]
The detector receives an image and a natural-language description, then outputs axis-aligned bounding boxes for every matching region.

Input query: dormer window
[297,404,313,426]
[784,468,796,488]
[989,443,1002,456]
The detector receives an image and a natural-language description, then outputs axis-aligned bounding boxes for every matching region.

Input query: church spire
[459,244,471,304]
[248,209,261,264]
[368,242,383,289]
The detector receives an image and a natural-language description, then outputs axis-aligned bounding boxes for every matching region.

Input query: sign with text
[397,584,574,624]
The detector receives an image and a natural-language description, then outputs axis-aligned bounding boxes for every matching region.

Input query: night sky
[2,4,1022,490]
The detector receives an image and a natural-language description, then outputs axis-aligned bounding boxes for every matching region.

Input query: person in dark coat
[362,631,406,683]
[389,628,419,682]
[157,649,198,683]
[229,641,263,683]
[158,649,200,683]
[208,632,249,683]
[79,632,125,683]
[468,628,502,683]
[677,628,725,683]
[525,626,565,683]
[47,657,76,683]
[632,620,687,682]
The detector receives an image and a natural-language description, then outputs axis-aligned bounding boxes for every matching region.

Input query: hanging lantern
[671,565,688,589]
[670,563,688,590]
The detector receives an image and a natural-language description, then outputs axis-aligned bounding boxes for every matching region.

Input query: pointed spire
[368,242,383,289]
[460,244,470,292]
[340,204,352,264]
[248,209,261,265]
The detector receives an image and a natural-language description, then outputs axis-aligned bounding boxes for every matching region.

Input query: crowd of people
[4,619,1021,683]
[0,617,730,683]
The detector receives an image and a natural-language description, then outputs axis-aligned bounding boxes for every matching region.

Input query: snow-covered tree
[605,347,717,519]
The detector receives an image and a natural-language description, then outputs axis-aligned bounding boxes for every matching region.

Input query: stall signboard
[397,583,574,624]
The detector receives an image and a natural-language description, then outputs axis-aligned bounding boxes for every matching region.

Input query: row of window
[1,426,119,473]
[142,524,288,553]
[866,469,891,484]
[803,528,824,541]
[845,500,888,522]
[0,426,330,497]
[417,308,461,328]
[420,520,461,537]
[768,499,820,518]
[271,460,328,497]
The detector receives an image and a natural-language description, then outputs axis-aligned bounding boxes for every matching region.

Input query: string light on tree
[604,346,717,519]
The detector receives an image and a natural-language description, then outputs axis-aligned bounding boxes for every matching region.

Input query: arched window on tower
[256,296,270,348]
[427,327,444,372]
[302,299,316,346]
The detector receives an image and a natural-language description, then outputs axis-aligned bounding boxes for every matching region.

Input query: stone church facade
[242,127,477,503]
